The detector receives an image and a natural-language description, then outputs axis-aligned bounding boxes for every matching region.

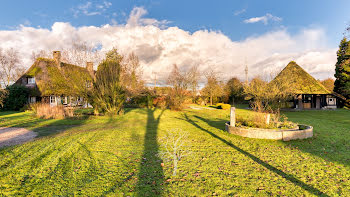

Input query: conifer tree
[334,38,350,106]
[90,49,126,115]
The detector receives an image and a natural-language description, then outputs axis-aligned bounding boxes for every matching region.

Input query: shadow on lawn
[136,108,165,196]
[196,109,350,168]
[184,114,329,197]
[282,110,350,168]
[0,111,90,151]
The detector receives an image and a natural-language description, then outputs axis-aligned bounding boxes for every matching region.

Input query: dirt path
[0,127,37,148]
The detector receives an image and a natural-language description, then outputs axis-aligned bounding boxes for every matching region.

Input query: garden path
[0,127,37,148]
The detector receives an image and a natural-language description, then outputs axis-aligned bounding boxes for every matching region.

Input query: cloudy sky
[0,0,350,84]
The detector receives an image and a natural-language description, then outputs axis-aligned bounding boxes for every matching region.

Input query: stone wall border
[225,122,313,141]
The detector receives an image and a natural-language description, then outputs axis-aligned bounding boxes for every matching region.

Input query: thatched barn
[271,61,340,109]
[15,51,94,107]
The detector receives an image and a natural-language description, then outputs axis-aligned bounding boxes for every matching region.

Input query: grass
[0,107,349,196]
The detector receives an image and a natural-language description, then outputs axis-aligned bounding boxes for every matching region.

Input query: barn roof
[270,61,330,94]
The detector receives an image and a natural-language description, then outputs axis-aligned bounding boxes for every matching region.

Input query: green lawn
[0,107,349,196]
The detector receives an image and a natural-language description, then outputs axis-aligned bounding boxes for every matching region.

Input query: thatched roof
[17,58,93,96]
[270,61,330,94]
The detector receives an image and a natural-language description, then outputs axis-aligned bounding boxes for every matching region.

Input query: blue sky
[1,0,349,46]
[0,0,349,81]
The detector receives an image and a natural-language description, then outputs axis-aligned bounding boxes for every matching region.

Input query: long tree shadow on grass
[282,110,350,168]
[184,114,329,197]
[136,108,165,196]
[0,111,90,153]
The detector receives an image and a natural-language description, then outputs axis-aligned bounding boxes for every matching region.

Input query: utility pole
[152,71,157,89]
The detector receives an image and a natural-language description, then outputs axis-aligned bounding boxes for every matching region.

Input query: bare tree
[244,75,293,112]
[201,69,224,105]
[61,41,101,67]
[0,48,24,87]
[31,50,51,62]
[31,41,102,67]
[122,52,144,96]
[158,128,192,176]
[167,64,190,110]
[187,65,200,102]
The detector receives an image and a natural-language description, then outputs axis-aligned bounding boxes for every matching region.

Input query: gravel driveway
[0,127,37,148]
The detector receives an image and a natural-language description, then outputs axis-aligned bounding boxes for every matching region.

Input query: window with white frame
[29,96,36,103]
[28,77,35,84]
[50,96,56,104]
[63,96,68,104]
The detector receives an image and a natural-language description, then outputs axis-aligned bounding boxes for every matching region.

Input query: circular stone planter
[225,122,313,141]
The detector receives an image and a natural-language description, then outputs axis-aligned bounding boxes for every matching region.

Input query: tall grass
[31,103,74,119]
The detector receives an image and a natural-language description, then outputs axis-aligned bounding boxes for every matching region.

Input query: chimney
[86,62,95,79]
[53,51,61,68]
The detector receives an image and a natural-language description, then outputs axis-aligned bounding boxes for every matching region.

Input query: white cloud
[234,8,246,16]
[127,7,169,28]
[22,19,31,26]
[244,13,282,25]
[73,1,112,17]
[0,7,336,85]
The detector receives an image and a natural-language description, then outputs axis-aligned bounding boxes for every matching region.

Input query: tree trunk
[173,158,178,176]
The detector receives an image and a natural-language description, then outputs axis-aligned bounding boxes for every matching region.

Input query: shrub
[31,103,74,119]
[195,96,206,105]
[236,112,296,129]
[153,96,167,109]
[2,84,29,111]
[90,50,126,115]
[127,93,154,108]
[166,94,185,111]
[0,89,8,108]
[216,103,231,110]
[345,99,350,108]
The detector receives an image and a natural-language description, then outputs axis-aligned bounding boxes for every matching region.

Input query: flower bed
[225,122,313,141]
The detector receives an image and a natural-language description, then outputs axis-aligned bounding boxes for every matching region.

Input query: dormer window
[28,77,35,84]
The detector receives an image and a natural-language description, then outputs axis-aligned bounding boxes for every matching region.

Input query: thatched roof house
[16,51,94,107]
[271,61,338,109]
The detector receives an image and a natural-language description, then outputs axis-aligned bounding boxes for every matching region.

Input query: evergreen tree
[90,49,126,115]
[334,38,350,107]
[1,85,29,111]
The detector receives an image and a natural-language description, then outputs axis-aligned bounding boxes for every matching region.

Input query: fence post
[230,107,236,127]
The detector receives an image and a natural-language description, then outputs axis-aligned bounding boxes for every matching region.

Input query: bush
[0,89,8,108]
[31,103,74,119]
[345,99,350,108]
[90,52,126,115]
[127,93,154,108]
[195,96,206,105]
[216,103,231,110]
[2,84,29,111]
[153,96,167,109]
[235,112,296,129]
[166,94,185,111]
